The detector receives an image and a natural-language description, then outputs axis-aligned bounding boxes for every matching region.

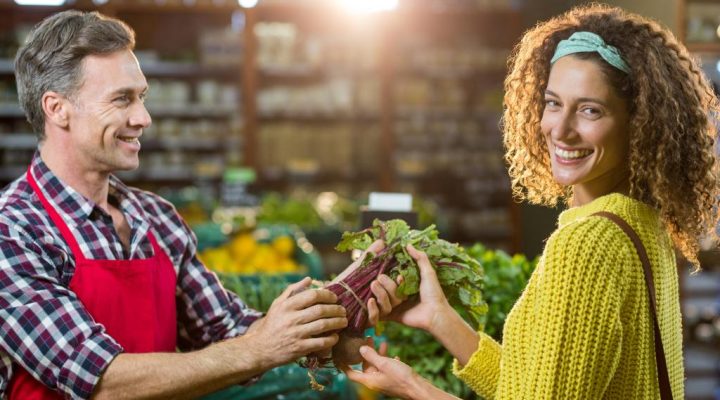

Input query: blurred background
[0,0,717,399]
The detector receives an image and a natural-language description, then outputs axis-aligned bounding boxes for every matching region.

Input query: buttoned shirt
[0,153,262,399]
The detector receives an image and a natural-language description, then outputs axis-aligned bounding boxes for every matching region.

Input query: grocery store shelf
[140,61,240,78]
[0,166,23,182]
[0,2,241,14]
[399,65,507,80]
[116,166,221,183]
[146,104,239,118]
[687,42,720,53]
[259,168,376,183]
[142,137,241,151]
[0,103,238,121]
[0,133,36,149]
[685,346,720,378]
[0,133,239,152]
[0,104,24,117]
[0,58,239,77]
[258,110,379,122]
[260,65,324,80]
[0,59,12,74]
[396,107,468,120]
[698,250,720,269]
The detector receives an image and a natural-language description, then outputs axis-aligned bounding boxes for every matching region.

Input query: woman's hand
[367,272,404,326]
[384,244,453,333]
[342,342,462,400]
[341,342,423,399]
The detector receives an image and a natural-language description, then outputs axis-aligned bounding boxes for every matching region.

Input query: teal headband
[550,31,630,74]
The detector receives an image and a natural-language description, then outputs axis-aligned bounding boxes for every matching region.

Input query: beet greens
[301,218,487,384]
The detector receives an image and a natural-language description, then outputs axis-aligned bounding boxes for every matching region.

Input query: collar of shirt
[29,152,151,254]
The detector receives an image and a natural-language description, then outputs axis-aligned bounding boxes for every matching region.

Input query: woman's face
[541,55,631,205]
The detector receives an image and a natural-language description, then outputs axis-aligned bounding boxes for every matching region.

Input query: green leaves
[336,219,486,328]
[335,228,372,252]
[466,243,537,340]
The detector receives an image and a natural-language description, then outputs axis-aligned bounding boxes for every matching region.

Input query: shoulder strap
[592,211,673,400]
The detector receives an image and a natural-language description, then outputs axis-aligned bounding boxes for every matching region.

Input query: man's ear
[41,91,70,129]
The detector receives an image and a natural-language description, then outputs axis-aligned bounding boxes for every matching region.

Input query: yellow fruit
[246,244,276,273]
[277,259,300,273]
[201,247,233,273]
[229,233,257,260]
[271,235,295,257]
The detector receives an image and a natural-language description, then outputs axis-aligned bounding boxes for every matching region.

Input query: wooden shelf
[0,133,35,149]
[116,166,221,183]
[397,66,507,80]
[0,0,241,14]
[140,137,242,151]
[0,58,241,78]
[259,169,377,183]
[0,104,23,117]
[0,0,524,251]
[146,104,239,118]
[139,61,240,78]
[0,59,12,74]
[687,42,720,53]
[698,250,720,269]
[258,111,379,122]
[0,166,24,182]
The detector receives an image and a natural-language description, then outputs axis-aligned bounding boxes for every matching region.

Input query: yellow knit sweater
[453,193,684,399]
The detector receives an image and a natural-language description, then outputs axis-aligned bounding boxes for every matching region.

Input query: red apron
[8,169,178,399]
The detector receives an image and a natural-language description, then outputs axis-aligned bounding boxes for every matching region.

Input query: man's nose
[129,101,152,129]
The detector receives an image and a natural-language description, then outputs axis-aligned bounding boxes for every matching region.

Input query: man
[0,10,397,399]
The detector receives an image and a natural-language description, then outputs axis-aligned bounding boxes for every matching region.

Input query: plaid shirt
[0,153,262,399]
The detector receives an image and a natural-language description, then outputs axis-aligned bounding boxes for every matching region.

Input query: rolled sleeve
[57,334,123,399]
[452,332,502,400]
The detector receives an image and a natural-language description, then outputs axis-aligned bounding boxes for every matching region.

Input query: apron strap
[26,168,87,262]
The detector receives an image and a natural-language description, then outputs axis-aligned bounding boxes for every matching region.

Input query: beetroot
[300,219,486,390]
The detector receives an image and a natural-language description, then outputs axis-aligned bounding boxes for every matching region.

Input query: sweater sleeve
[455,217,631,399]
[452,332,502,398]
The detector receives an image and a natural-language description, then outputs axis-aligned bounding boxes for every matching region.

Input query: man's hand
[245,277,347,369]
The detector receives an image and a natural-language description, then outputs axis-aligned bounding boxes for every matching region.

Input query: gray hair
[14,10,135,140]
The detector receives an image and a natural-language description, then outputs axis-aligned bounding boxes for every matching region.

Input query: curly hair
[503,3,720,265]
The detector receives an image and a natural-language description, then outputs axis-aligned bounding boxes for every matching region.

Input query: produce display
[466,244,536,340]
[184,192,533,399]
[198,231,305,275]
[203,274,357,400]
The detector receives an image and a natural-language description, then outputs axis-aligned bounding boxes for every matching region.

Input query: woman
[346,4,719,399]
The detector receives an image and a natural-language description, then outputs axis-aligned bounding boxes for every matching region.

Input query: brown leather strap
[592,211,673,400]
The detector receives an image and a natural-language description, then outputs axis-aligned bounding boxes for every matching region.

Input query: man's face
[67,49,151,173]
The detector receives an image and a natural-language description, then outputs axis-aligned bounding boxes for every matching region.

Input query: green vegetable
[217,274,290,313]
[466,244,537,340]
[333,219,487,330]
